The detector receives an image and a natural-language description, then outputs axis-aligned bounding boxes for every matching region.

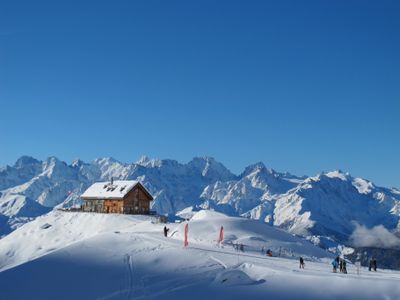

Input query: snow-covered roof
[81,180,148,200]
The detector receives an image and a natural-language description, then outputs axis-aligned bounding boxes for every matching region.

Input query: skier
[342,260,347,274]
[369,258,374,271]
[163,226,169,237]
[239,244,244,252]
[266,249,273,257]
[373,258,377,271]
[261,246,265,255]
[339,258,344,273]
[299,257,305,269]
[332,259,338,273]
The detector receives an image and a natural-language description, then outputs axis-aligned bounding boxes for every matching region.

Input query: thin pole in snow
[218,226,224,247]
[184,223,189,247]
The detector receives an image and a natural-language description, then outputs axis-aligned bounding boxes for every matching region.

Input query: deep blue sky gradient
[0,1,399,187]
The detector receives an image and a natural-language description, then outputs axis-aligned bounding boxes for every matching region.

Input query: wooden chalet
[81,180,153,214]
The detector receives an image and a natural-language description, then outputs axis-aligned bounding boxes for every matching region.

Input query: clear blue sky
[0,0,399,187]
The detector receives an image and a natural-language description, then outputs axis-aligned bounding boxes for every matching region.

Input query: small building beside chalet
[81,180,153,214]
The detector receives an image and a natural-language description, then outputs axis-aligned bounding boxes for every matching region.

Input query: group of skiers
[369,257,378,271]
[331,256,348,273]
[233,243,245,252]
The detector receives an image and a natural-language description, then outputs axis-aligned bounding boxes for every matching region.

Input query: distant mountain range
[1,155,399,252]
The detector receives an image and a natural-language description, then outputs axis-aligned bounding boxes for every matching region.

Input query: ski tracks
[124,254,134,300]
[123,252,150,300]
[209,255,227,269]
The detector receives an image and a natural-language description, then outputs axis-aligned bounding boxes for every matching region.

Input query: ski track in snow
[124,254,134,300]
[208,255,227,269]
[169,230,178,237]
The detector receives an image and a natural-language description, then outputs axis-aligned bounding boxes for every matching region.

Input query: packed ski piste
[0,210,399,300]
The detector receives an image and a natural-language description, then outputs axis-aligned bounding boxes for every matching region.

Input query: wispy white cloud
[349,223,400,249]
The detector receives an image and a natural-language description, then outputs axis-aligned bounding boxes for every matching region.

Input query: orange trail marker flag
[184,223,189,247]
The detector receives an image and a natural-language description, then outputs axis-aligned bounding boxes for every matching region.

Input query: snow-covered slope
[0,210,330,272]
[0,211,399,300]
[0,156,399,253]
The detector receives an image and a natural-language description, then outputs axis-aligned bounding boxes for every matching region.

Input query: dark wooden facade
[82,183,153,215]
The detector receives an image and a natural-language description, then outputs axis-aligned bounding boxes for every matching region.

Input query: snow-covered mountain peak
[93,157,121,166]
[273,169,400,242]
[241,162,268,177]
[0,158,42,191]
[159,158,180,167]
[42,156,60,167]
[41,156,72,179]
[188,157,235,181]
[13,156,41,169]
[302,172,357,193]
[316,171,376,195]
[305,170,351,186]
[136,155,161,168]
[136,155,150,164]
[352,177,375,194]
[92,157,128,180]
[324,170,350,181]
[71,159,84,168]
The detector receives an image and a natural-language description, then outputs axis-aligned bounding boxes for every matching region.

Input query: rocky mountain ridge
[1,155,399,252]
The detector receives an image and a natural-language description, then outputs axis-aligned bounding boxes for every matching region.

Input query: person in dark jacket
[299,257,305,269]
[342,260,347,274]
[332,259,338,273]
[373,258,377,271]
[369,257,375,271]
[163,226,169,237]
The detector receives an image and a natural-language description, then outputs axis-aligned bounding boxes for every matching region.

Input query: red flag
[218,226,224,244]
[184,223,189,247]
